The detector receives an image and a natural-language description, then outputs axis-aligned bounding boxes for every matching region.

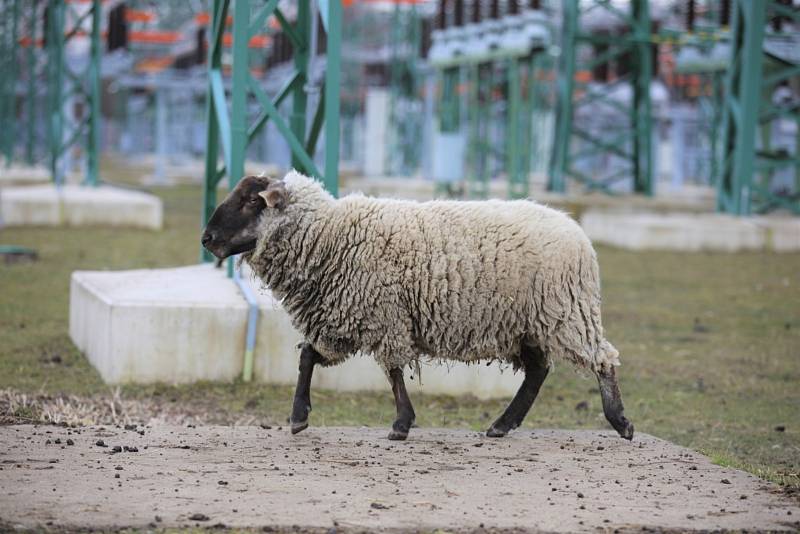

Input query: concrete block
[70,264,522,398]
[0,164,51,186]
[1,184,162,229]
[581,211,800,252]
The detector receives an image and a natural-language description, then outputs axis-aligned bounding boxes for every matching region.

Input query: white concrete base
[0,164,52,186]
[69,264,522,398]
[581,211,800,252]
[0,184,163,229]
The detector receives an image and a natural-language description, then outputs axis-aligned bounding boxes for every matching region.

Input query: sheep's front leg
[388,368,416,441]
[487,344,550,437]
[289,343,324,435]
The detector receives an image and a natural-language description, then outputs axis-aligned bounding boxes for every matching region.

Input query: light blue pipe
[232,258,259,382]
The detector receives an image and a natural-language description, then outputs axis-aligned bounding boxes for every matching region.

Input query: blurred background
[0,0,798,497]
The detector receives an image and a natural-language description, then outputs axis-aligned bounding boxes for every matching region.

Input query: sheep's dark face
[201,175,287,259]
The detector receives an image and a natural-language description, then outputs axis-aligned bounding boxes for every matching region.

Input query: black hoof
[612,418,634,440]
[290,420,308,435]
[486,426,508,438]
[387,430,408,441]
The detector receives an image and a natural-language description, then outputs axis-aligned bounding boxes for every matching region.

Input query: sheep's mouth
[206,239,257,260]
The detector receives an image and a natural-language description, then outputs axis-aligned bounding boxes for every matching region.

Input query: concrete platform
[0,164,51,186]
[1,424,798,532]
[0,184,163,229]
[69,264,523,398]
[581,211,800,252]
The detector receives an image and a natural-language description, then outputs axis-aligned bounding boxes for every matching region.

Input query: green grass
[1,159,798,490]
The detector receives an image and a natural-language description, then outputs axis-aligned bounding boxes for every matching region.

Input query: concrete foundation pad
[0,164,51,186]
[1,425,797,532]
[581,211,800,252]
[69,264,523,398]
[1,184,163,229]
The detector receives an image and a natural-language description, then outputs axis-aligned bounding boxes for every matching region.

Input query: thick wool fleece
[247,171,620,374]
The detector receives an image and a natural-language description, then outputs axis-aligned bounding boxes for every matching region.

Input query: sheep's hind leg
[596,366,634,440]
[486,345,550,438]
[289,343,325,435]
[387,368,416,441]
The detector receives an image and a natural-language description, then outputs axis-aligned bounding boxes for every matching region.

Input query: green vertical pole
[717,0,765,215]
[468,63,482,198]
[85,0,101,186]
[291,1,309,173]
[631,0,653,195]
[548,0,577,193]
[440,67,460,132]
[201,0,226,263]
[507,58,523,199]
[2,0,20,166]
[25,0,37,165]
[48,0,65,185]
[323,0,341,196]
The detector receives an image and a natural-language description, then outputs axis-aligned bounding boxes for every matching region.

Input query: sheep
[202,171,634,442]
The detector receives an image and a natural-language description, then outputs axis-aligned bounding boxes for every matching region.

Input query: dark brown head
[201,175,288,259]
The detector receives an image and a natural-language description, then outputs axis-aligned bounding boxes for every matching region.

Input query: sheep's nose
[201,231,214,247]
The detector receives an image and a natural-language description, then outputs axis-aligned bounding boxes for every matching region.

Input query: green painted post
[467,63,482,198]
[717,0,766,215]
[548,0,577,193]
[25,0,38,165]
[507,58,523,199]
[290,1,309,173]
[200,0,226,264]
[47,0,65,185]
[440,67,460,133]
[85,0,101,187]
[2,0,21,166]
[323,0,341,196]
[631,0,653,196]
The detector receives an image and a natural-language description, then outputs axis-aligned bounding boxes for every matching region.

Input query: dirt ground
[1,425,798,533]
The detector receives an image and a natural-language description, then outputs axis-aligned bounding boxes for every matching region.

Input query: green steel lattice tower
[548,0,653,195]
[201,0,342,264]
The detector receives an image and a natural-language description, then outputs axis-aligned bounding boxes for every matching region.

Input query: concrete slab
[0,184,163,229]
[69,264,523,398]
[581,211,800,252]
[0,164,51,186]
[0,425,797,532]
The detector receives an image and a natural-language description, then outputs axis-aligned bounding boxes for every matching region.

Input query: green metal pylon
[201,0,342,264]
[548,0,654,195]
[717,0,799,215]
[46,0,102,186]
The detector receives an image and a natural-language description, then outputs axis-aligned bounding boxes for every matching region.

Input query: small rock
[124,424,137,431]
[114,474,120,479]
[95,440,107,447]
[577,492,584,498]
[189,513,210,521]
[260,424,272,430]
[370,502,389,510]
[54,438,61,444]
[721,479,731,484]
[740,495,748,500]
[774,425,786,432]
[218,480,228,485]
[473,443,484,448]
[66,439,74,446]
[111,446,122,453]
[575,401,589,411]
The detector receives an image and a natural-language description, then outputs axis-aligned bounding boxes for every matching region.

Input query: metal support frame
[549,0,653,195]
[46,0,102,186]
[201,0,342,264]
[0,0,21,166]
[717,0,799,215]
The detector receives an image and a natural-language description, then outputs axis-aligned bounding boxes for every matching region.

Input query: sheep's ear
[258,182,287,210]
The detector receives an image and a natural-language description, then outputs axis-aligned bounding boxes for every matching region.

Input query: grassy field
[1,160,798,492]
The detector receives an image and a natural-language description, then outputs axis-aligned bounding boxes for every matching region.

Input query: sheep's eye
[248,197,259,205]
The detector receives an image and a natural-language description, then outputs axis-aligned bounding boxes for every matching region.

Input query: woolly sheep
[202,171,634,441]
